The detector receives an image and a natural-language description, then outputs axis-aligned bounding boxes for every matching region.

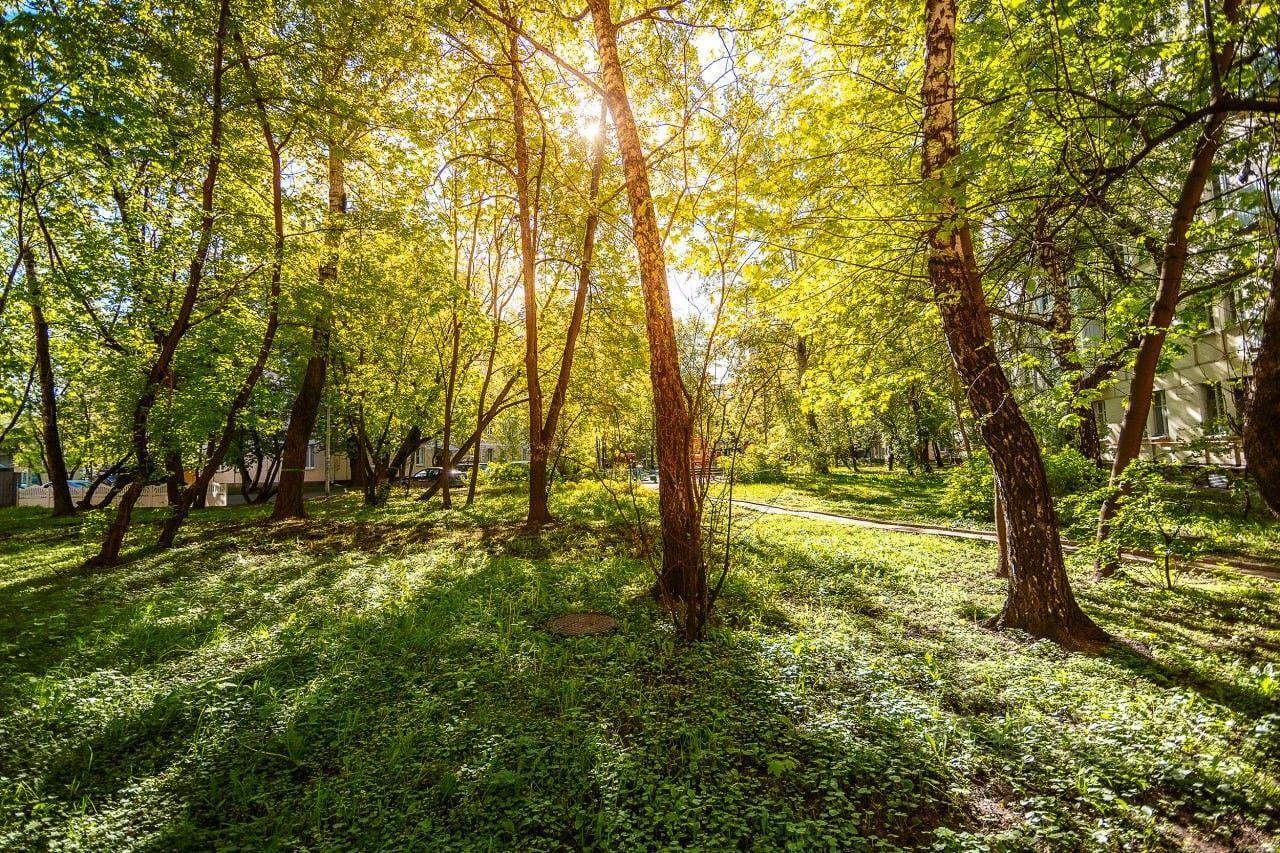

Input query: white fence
[17,481,227,509]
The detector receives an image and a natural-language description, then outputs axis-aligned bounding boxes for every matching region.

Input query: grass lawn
[1,484,1278,850]
[730,466,1280,565]
[730,468,958,528]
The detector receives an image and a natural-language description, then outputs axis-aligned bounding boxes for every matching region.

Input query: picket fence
[17,481,227,509]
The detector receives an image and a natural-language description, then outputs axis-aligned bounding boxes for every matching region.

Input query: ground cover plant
[2,484,1277,850]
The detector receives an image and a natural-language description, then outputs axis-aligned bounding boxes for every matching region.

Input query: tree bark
[1038,234,1102,462]
[922,0,1106,649]
[23,246,74,516]
[440,309,462,510]
[994,485,1009,578]
[506,29,553,527]
[1244,244,1280,513]
[157,40,284,548]
[1093,115,1229,573]
[83,0,228,568]
[273,144,343,521]
[588,0,706,640]
[164,447,184,506]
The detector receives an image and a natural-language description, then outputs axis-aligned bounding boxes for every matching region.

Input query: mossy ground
[1,482,1277,850]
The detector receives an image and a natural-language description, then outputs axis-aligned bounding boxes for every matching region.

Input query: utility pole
[324,399,332,497]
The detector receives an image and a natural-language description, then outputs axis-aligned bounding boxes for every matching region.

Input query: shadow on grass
[4,492,1277,850]
[7,511,966,850]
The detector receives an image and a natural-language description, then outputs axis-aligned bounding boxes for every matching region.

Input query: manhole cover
[546,612,619,637]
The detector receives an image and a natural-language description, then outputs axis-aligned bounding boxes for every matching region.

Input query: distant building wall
[1097,298,1251,468]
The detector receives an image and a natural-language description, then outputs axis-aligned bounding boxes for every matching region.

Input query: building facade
[1096,293,1253,468]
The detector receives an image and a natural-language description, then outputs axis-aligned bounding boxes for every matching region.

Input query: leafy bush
[484,461,529,484]
[736,444,788,484]
[939,453,994,521]
[1043,447,1106,497]
[1105,460,1203,588]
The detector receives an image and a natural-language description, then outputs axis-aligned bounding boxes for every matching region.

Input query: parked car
[411,467,466,487]
[43,480,89,490]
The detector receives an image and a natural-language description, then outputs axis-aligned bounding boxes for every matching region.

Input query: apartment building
[1095,292,1254,467]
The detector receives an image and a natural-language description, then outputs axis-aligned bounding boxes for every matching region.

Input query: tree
[84,0,230,569]
[587,0,706,639]
[1243,207,1280,514]
[920,0,1107,649]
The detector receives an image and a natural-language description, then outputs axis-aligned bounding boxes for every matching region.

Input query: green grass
[730,466,1280,565]
[2,484,1278,850]
[731,467,958,527]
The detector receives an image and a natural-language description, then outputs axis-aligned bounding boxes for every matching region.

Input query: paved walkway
[730,499,1280,582]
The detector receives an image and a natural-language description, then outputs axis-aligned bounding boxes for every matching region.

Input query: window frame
[1150,390,1169,439]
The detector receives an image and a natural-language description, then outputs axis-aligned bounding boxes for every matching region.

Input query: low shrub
[1043,447,1106,497]
[484,461,529,484]
[939,453,994,521]
[736,445,789,484]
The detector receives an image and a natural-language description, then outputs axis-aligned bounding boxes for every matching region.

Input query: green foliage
[735,442,789,484]
[1042,448,1106,498]
[483,461,529,484]
[939,454,994,522]
[1103,461,1205,588]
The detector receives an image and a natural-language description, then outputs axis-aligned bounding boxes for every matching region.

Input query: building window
[305,445,316,470]
[415,447,425,466]
[1223,291,1238,326]
[1150,391,1169,438]
[1093,400,1106,430]
[1202,383,1225,434]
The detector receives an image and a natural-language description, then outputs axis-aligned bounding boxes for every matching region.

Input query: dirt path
[731,499,1280,583]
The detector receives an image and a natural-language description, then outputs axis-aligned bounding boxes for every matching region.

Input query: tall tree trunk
[507,29,552,527]
[466,242,505,509]
[795,335,829,474]
[922,0,1106,649]
[994,485,1009,578]
[440,310,462,510]
[1093,116,1228,573]
[83,0,228,568]
[164,447,184,506]
[1039,235,1101,463]
[158,41,284,548]
[1244,243,1280,513]
[534,102,608,510]
[1094,1,1238,574]
[588,0,705,639]
[23,246,73,516]
[273,144,343,521]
